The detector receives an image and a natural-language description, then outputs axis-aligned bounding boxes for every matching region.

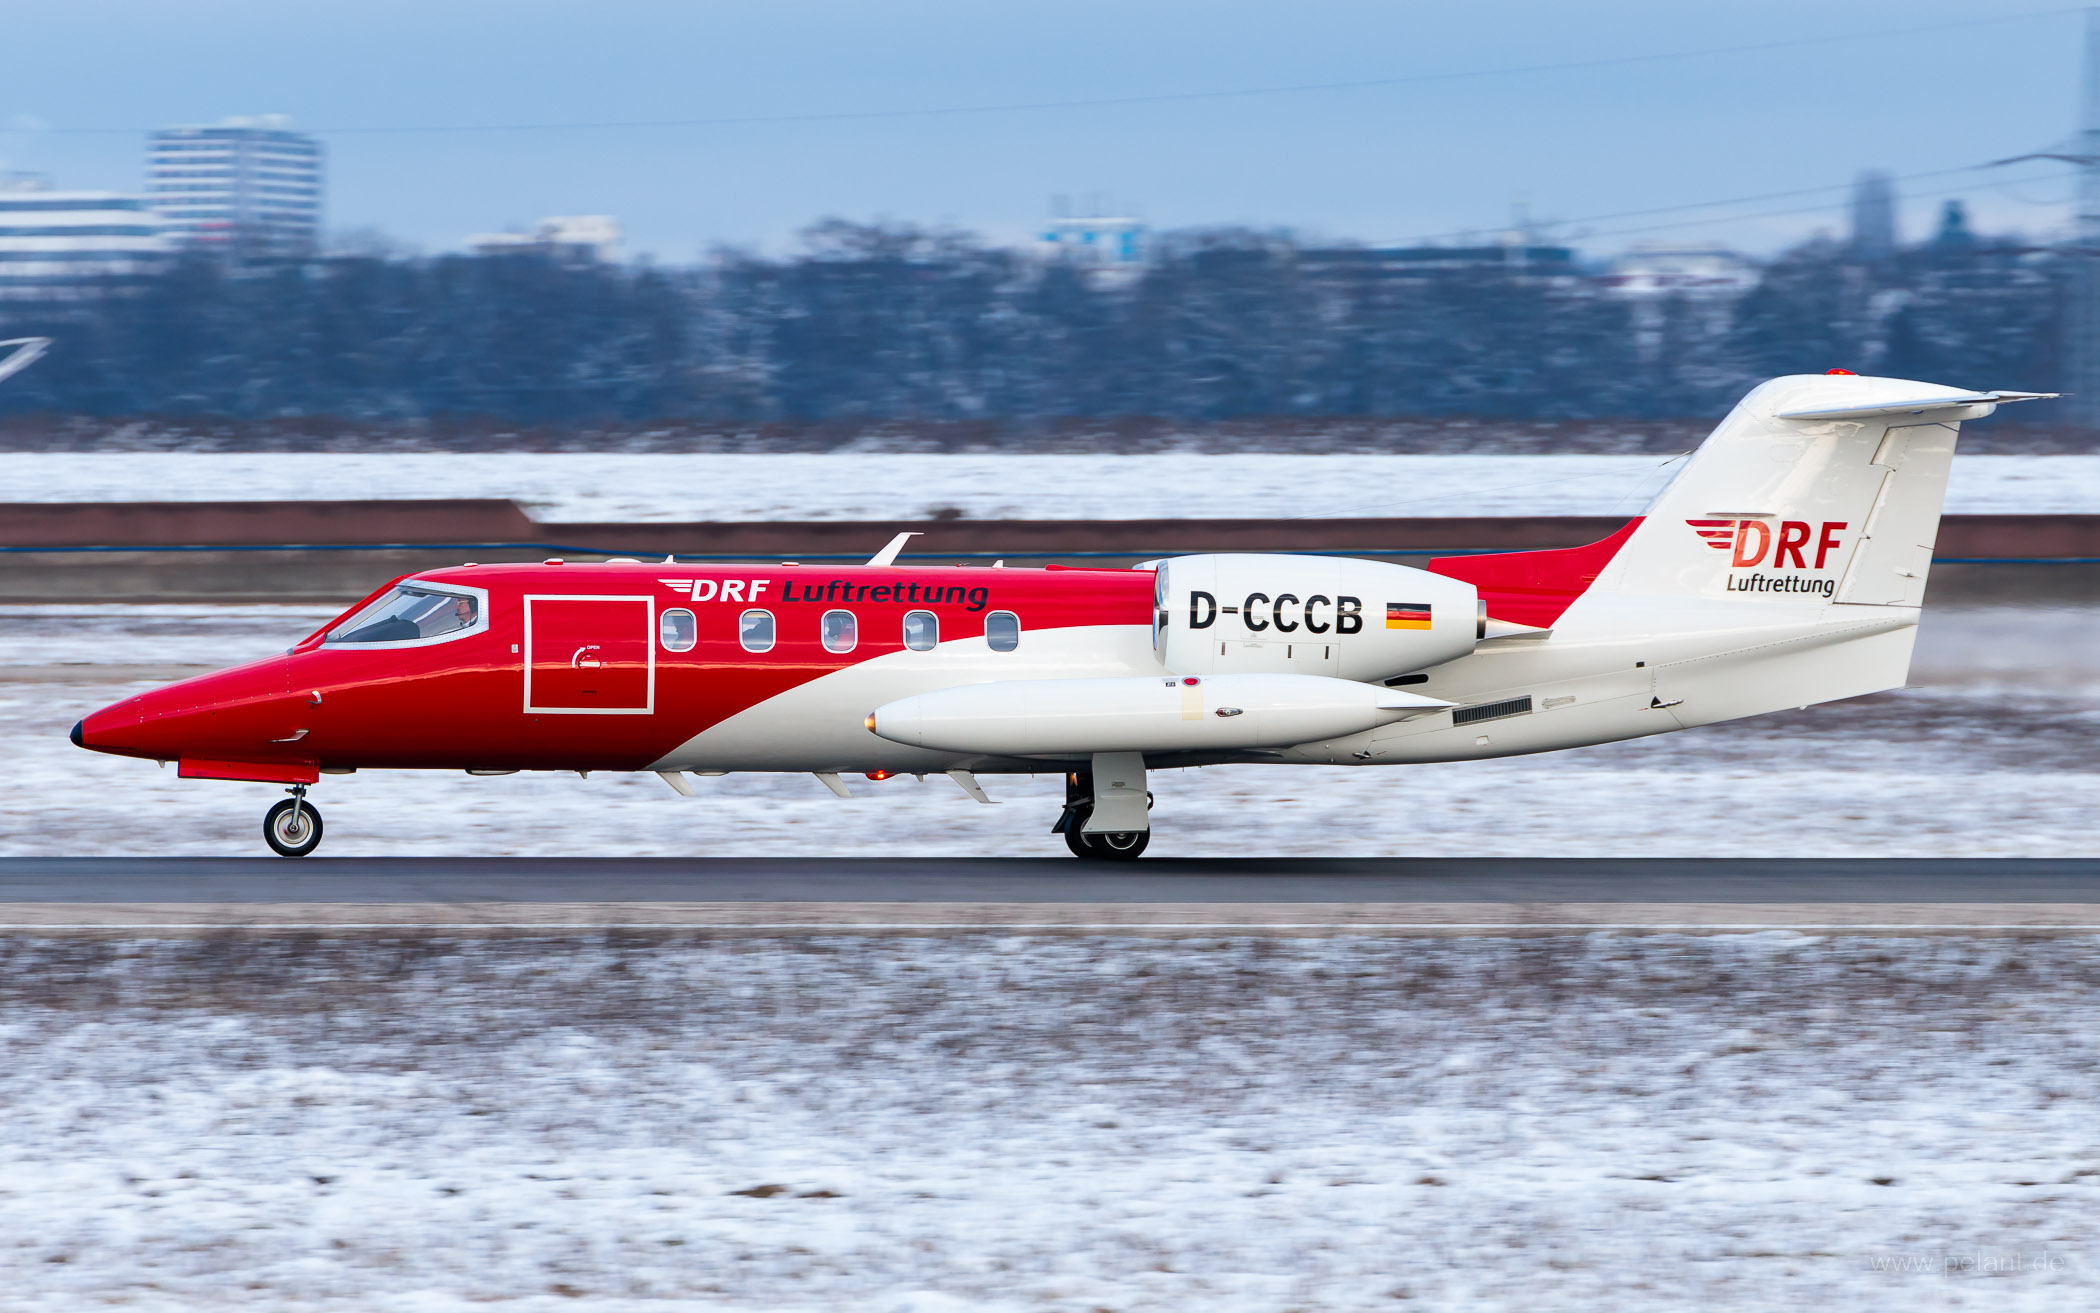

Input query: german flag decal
[1386,601,1433,630]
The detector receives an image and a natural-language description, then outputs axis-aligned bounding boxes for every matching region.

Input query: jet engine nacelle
[1152,554,1478,682]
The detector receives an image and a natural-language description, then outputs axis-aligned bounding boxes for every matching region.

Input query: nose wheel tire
[264,797,324,858]
[1063,826,1149,861]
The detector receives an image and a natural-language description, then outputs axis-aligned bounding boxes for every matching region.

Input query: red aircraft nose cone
[74,656,294,763]
[74,697,148,756]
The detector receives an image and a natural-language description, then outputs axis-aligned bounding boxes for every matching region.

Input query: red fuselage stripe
[1427,518,1641,629]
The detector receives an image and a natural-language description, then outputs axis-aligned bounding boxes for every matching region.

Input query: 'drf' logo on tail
[1686,519,1848,570]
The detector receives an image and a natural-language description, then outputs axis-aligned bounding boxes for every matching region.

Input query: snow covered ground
[4,603,2096,858]
[0,933,2092,1310]
[3,451,2099,521]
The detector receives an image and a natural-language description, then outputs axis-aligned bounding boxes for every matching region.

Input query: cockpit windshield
[327,585,480,645]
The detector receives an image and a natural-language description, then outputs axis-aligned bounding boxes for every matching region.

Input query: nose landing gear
[264,786,324,858]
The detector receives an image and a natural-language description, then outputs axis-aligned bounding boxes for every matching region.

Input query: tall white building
[0,179,171,297]
[147,116,323,258]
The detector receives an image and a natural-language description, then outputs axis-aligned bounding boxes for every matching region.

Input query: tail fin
[1437,374,2054,625]
[1599,374,2050,609]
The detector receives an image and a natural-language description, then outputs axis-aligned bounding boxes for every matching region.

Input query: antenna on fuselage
[0,337,50,386]
[867,532,920,566]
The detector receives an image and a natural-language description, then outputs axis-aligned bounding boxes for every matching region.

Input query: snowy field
[3,603,2096,858]
[4,451,2100,521]
[0,933,2093,1310]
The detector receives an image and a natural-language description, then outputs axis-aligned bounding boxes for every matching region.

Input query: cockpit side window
[327,585,482,645]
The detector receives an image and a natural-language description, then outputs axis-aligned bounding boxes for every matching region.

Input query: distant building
[1297,240,1581,284]
[1931,199,1977,251]
[0,178,171,297]
[147,117,323,258]
[1850,170,1897,263]
[1600,242,1759,363]
[1600,243,1759,299]
[1038,215,1150,268]
[466,215,622,263]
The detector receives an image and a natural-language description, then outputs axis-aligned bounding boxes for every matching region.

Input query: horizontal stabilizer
[1776,390,2056,422]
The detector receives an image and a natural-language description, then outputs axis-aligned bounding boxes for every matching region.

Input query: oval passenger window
[903,609,938,651]
[821,609,857,653]
[659,608,697,652]
[985,610,1020,652]
[739,609,775,653]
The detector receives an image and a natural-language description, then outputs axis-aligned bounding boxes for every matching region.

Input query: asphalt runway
[2,856,2098,903]
[2,858,2100,932]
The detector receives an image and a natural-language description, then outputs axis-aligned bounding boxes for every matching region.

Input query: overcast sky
[0,0,2088,261]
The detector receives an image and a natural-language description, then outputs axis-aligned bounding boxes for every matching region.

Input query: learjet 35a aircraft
[72,371,2051,857]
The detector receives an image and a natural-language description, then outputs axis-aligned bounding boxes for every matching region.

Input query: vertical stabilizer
[1588,373,2043,612]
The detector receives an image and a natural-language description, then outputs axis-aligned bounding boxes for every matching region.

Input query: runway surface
[3,858,2100,931]
[2,856,2098,903]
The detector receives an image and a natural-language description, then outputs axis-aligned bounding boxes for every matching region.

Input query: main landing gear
[1052,754,1152,861]
[264,786,324,858]
[1064,825,1150,861]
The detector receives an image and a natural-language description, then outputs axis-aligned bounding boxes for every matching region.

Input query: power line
[1575,168,2075,242]
[1390,156,2078,249]
[1401,161,2016,247]
[37,6,2082,137]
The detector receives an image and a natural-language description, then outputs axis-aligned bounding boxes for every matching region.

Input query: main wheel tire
[264,798,324,858]
[1064,826,1149,861]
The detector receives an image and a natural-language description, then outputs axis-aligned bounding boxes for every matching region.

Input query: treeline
[0,220,2066,425]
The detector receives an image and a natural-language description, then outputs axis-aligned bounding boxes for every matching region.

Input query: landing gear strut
[1053,756,1152,861]
[264,786,324,858]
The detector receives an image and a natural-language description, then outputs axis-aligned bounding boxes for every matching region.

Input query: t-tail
[1435,373,2055,728]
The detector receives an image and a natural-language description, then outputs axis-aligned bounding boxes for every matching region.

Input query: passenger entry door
[523,595,655,714]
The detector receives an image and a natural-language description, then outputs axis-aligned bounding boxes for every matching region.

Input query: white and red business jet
[73,372,2049,857]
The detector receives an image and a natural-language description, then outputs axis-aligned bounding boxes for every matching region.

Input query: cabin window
[659,608,697,653]
[328,584,481,645]
[739,609,775,653]
[821,609,857,653]
[903,609,938,651]
[986,610,1020,652]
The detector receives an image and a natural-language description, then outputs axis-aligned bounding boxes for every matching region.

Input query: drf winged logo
[1688,518,1848,570]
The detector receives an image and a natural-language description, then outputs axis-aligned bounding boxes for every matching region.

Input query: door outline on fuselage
[522,594,656,715]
